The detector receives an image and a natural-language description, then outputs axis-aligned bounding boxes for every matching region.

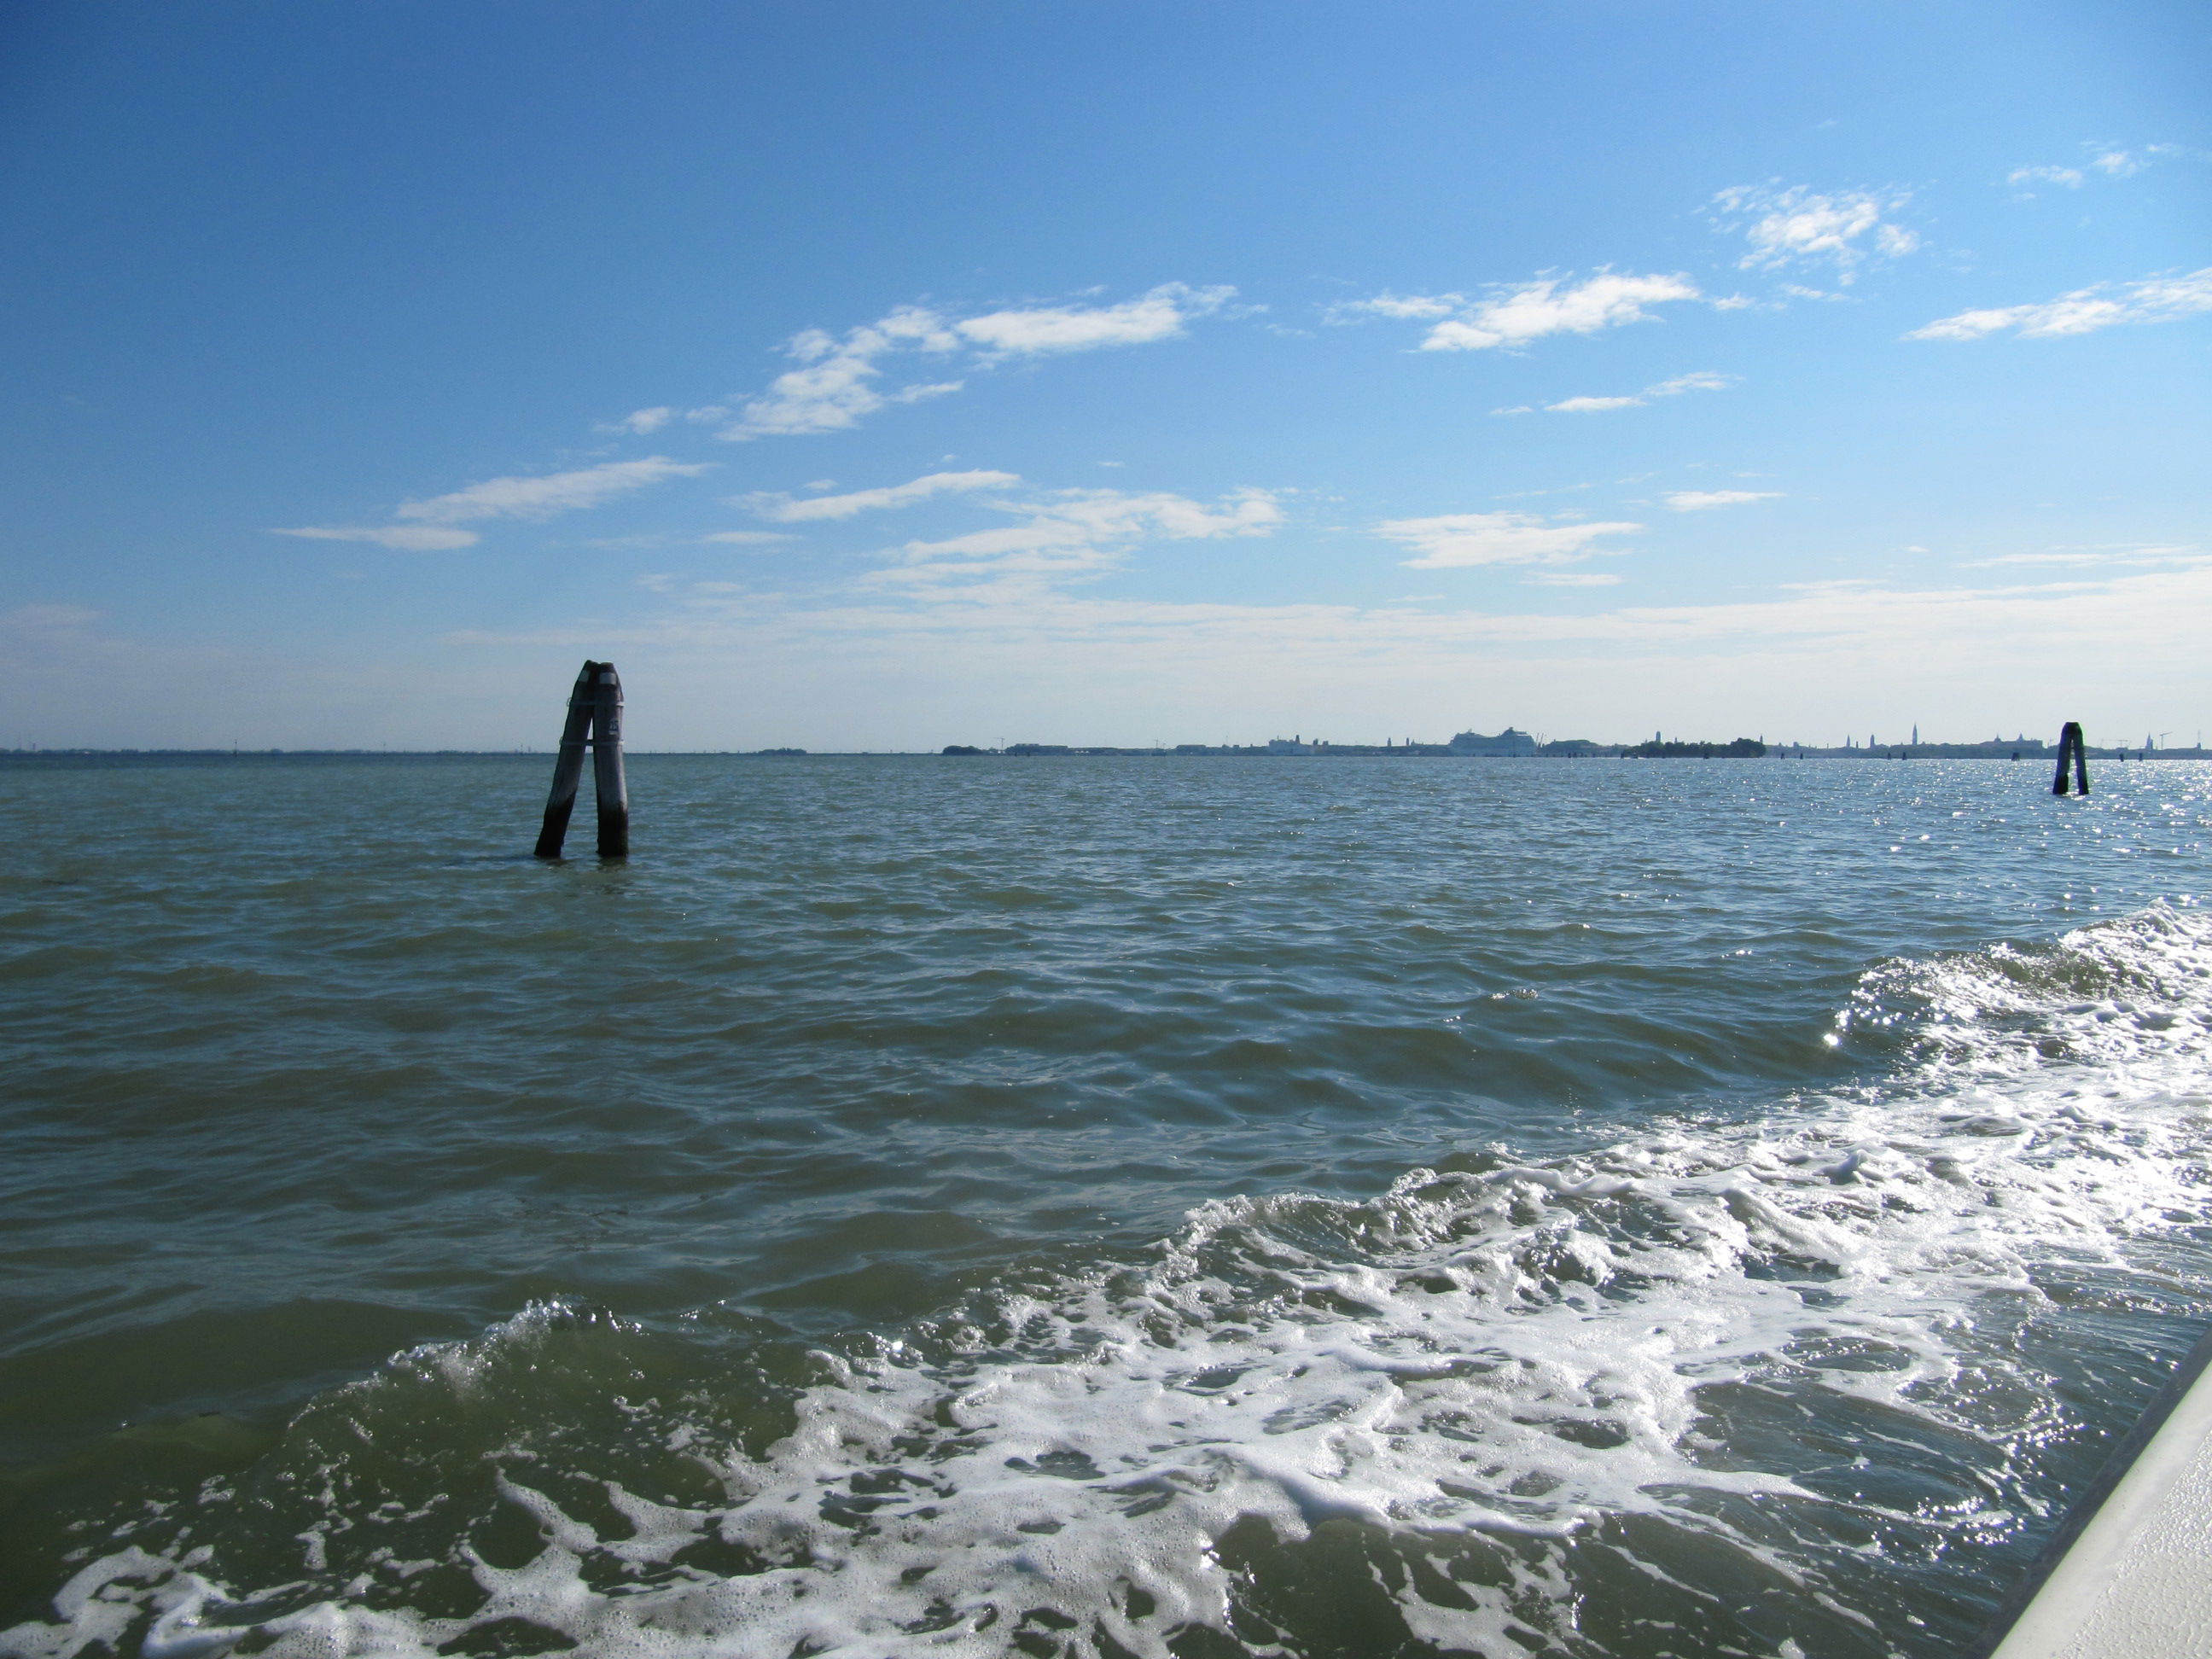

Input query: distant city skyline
[3,4,2206,749]
[9,721,2205,760]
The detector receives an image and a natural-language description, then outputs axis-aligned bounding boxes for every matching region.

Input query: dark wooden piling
[590,662,628,858]
[533,661,600,857]
[2051,722,2090,796]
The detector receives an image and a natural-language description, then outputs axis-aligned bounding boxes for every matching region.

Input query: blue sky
[3,1,2207,749]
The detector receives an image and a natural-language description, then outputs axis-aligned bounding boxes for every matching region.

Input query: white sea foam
[10,905,2212,1659]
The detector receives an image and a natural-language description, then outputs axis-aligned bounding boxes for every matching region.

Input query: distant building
[1266,736,1312,754]
[1447,727,1538,757]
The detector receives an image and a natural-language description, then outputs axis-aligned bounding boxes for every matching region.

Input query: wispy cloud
[397,457,713,523]
[954,285,1232,358]
[1375,511,1642,569]
[713,285,1231,440]
[1422,273,1703,352]
[275,457,711,552]
[746,469,1021,522]
[2008,144,2178,192]
[1327,293,1463,322]
[1333,272,1705,351]
[1708,184,1918,281]
[1541,370,1735,414]
[1910,267,2212,341]
[1963,544,2204,569]
[700,531,798,546]
[273,524,484,551]
[603,406,674,434]
[1665,490,1779,511]
[882,487,1284,592]
[724,306,963,439]
[1542,395,1644,414]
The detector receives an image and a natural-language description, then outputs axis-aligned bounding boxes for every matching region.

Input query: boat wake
[9,905,2212,1659]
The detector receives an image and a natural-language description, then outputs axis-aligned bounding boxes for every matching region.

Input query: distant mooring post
[2052,721,2090,797]
[533,660,629,858]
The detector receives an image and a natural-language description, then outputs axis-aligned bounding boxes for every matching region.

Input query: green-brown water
[3,754,2210,1659]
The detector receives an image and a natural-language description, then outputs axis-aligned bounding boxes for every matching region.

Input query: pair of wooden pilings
[2052,722,2090,797]
[534,661,628,858]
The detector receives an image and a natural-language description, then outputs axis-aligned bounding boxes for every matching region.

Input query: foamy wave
[1842,899,2212,1079]
[10,906,2212,1659]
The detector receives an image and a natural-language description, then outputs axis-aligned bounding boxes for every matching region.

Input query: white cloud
[882,487,1284,591]
[1909,267,2212,341]
[276,457,710,554]
[726,306,960,439]
[700,531,797,546]
[611,406,674,434]
[748,469,1021,522]
[1375,511,1642,569]
[1524,572,1624,586]
[718,286,1231,440]
[1665,490,1779,511]
[1708,184,1918,280]
[1325,293,1464,322]
[397,457,712,523]
[1964,544,2204,569]
[953,283,1232,357]
[1647,371,1735,397]
[1547,395,1644,414]
[274,524,483,551]
[1543,370,1734,413]
[893,380,965,405]
[2007,144,2179,193]
[2087,146,2179,178]
[1417,272,1703,352]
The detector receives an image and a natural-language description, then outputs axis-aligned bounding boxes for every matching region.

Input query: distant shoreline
[4,747,2206,766]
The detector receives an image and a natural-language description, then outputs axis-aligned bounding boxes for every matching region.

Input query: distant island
[4,730,2203,766]
[939,727,2203,760]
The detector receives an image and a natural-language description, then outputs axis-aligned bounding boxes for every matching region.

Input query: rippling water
[3,754,2210,1659]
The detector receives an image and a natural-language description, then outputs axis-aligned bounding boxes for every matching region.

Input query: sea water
[1,754,2209,1659]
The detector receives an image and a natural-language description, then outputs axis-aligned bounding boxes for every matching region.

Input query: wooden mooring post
[533,660,629,858]
[591,662,628,857]
[2051,721,2090,797]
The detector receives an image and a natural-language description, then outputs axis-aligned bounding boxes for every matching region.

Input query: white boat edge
[1975,1324,2212,1659]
